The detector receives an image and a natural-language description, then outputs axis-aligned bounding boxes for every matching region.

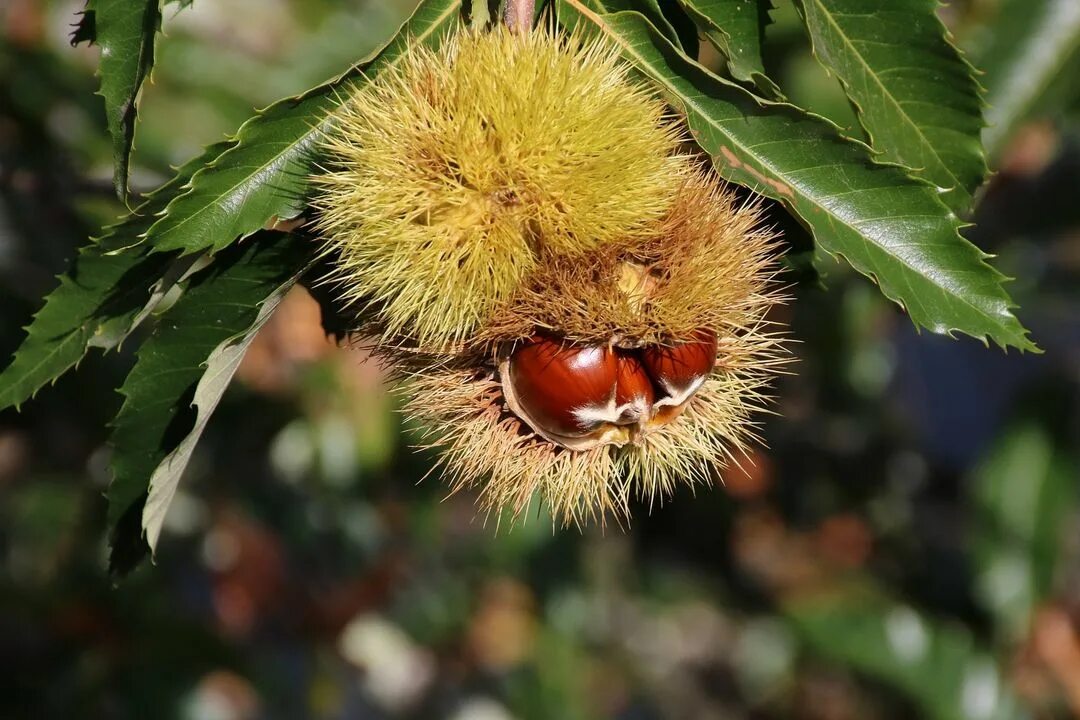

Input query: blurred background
[0,0,1078,718]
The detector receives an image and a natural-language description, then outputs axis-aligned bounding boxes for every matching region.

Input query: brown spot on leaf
[718,146,794,199]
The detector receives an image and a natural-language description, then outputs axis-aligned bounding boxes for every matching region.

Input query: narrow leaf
[142,0,464,256]
[788,593,1027,720]
[107,233,309,571]
[90,0,163,199]
[559,1,1036,351]
[142,258,305,551]
[657,0,702,58]
[70,8,96,46]
[792,0,987,215]
[678,0,783,99]
[0,143,232,411]
[975,0,1080,159]
[0,249,170,411]
[590,1,686,50]
[70,0,192,47]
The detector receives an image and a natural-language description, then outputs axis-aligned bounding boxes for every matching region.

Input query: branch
[504,0,535,32]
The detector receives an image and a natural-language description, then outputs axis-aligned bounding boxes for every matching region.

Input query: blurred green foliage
[1,0,1079,719]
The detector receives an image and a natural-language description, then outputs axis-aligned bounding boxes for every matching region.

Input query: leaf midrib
[804,0,965,200]
[570,3,1004,323]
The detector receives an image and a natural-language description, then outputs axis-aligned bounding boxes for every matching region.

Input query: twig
[503,0,535,33]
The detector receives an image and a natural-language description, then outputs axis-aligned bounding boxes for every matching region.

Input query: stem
[503,0,535,33]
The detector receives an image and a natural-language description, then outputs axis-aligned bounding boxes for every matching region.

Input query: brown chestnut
[503,337,618,442]
[641,329,717,422]
[614,354,654,425]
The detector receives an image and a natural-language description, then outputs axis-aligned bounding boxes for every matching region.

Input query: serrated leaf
[107,233,309,572]
[678,0,783,99]
[558,1,1036,351]
[0,142,232,412]
[142,257,306,552]
[787,593,1028,720]
[89,0,162,199]
[70,0,192,47]
[656,0,701,60]
[0,250,170,411]
[589,0,686,49]
[70,8,96,46]
[142,0,464,257]
[791,0,987,215]
[975,0,1080,159]
[972,403,1078,643]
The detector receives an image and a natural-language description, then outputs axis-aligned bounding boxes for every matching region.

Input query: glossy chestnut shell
[500,331,717,450]
[641,329,718,425]
[504,340,619,438]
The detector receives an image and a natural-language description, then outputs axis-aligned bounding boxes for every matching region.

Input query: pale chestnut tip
[614,354,655,425]
[499,331,718,451]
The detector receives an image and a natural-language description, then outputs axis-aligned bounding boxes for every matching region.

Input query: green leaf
[677,0,783,99]
[0,142,232,412]
[70,0,192,47]
[89,0,163,199]
[975,0,1080,160]
[142,257,308,553]
[0,249,169,411]
[558,1,1036,351]
[107,232,309,571]
[70,7,96,46]
[590,0,686,50]
[657,0,702,58]
[972,403,1078,644]
[142,0,464,257]
[791,0,987,215]
[787,592,1028,720]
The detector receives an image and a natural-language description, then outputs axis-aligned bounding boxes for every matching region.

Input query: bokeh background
[1,0,1078,718]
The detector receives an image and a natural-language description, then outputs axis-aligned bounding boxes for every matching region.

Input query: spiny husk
[311,26,687,350]
[479,172,779,348]
[402,323,785,526]
[393,167,787,524]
